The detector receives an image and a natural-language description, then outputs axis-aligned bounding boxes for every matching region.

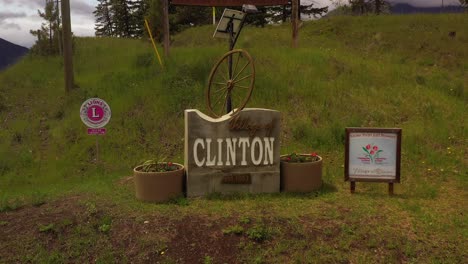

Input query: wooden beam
[292,0,298,48]
[61,0,74,93]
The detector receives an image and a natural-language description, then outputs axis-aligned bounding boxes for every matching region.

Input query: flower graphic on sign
[362,144,383,163]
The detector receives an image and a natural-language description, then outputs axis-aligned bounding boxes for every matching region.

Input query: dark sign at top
[171,0,288,6]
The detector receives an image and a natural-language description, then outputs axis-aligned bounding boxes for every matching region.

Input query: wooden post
[292,0,299,48]
[162,0,170,56]
[388,183,394,195]
[61,0,74,93]
[350,181,356,193]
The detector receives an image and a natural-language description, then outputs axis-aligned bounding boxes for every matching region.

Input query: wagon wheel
[207,49,255,118]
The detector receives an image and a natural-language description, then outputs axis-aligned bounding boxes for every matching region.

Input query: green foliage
[38,223,56,233]
[222,225,244,235]
[31,191,47,207]
[239,216,251,224]
[246,225,272,242]
[0,196,22,212]
[282,153,320,163]
[94,0,148,38]
[203,255,214,264]
[98,224,111,233]
[138,160,180,172]
[29,0,61,55]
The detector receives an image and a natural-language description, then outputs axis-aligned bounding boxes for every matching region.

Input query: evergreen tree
[94,0,114,36]
[268,1,328,23]
[145,0,163,41]
[129,0,149,37]
[110,0,133,37]
[349,0,389,15]
[460,0,468,9]
[30,0,61,55]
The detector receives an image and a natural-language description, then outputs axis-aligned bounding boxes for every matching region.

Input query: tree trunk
[282,4,287,23]
[292,0,298,48]
[375,0,381,14]
[298,0,301,21]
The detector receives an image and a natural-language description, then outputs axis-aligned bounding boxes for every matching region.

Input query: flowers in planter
[139,160,180,172]
[281,152,320,163]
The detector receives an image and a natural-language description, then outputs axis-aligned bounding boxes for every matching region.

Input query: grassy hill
[0,14,466,263]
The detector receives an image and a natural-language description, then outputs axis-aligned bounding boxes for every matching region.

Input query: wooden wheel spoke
[213,90,228,107]
[217,67,229,82]
[226,56,232,79]
[213,86,227,93]
[213,82,227,86]
[232,53,242,77]
[233,74,252,84]
[234,84,250,89]
[233,61,250,81]
[222,92,229,112]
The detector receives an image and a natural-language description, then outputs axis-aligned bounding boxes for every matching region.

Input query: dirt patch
[166,217,242,263]
[0,195,244,263]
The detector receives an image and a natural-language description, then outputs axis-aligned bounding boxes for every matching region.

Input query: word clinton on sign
[185,108,281,196]
[193,137,275,167]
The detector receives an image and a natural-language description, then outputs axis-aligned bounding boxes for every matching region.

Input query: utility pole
[292,0,299,48]
[162,0,170,56]
[61,0,74,93]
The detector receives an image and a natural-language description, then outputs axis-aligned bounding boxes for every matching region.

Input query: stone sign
[185,108,281,197]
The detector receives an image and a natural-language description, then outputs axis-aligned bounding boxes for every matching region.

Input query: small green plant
[139,160,180,172]
[31,191,46,207]
[203,255,214,264]
[99,224,111,233]
[98,215,112,233]
[169,196,189,206]
[246,225,272,242]
[239,216,251,224]
[281,152,320,163]
[222,225,244,235]
[0,197,22,212]
[0,221,8,226]
[85,202,98,216]
[38,223,56,233]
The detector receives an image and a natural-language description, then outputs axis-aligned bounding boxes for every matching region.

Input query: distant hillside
[0,38,28,71]
[391,3,464,14]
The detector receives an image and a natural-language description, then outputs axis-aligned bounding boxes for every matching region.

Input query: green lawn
[0,14,466,263]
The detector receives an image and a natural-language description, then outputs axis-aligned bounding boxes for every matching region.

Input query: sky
[0,0,462,48]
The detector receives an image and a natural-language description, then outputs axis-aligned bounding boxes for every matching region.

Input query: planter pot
[133,163,184,202]
[280,155,322,192]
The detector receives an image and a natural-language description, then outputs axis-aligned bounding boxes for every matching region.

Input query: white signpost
[80,98,111,162]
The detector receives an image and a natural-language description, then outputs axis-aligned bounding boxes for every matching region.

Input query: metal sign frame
[213,8,246,47]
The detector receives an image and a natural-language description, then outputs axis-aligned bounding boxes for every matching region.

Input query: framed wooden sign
[345,128,402,194]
